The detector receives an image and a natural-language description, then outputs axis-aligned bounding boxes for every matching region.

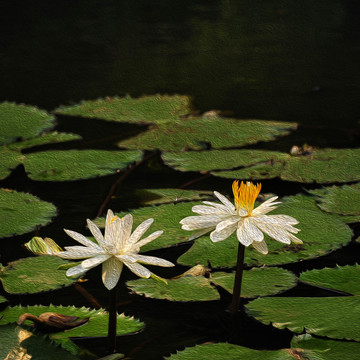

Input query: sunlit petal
[64,229,98,248]
[124,261,151,278]
[102,257,123,290]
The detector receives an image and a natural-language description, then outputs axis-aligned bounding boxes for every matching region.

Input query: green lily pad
[94,202,195,252]
[127,274,219,302]
[7,131,82,152]
[134,188,213,206]
[300,264,360,295]
[0,102,55,145]
[165,341,318,360]
[119,118,297,151]
[0,296,7,304]
[23,149,142,181]
[162,149,287,173]
[310,183,360,216]
[178,195,352,268]
[246,296,360,341]
[0,324,79,360]
[163,148,360,183]
[0,148,24,180]
[0,189,57,238]
[292,334,360,360]
[211,267,297,298]
[55,95,191,124]
[0,256,76,294]
[0,305,144,351]
[127,266,296,301]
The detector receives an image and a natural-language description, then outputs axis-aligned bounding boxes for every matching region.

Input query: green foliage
[119,118,297,151]
[163,148,360,183]
[211,267,297,298]
[23,149,142,181]
[55,94,191,124]
[246,296,360,341]
[0,256,76,294]
[0,189,57,238]
[0,102,55,145]
[300,264,360,295]
[178,195,352,267]
[0,305,144,351]
[0,148,23,180]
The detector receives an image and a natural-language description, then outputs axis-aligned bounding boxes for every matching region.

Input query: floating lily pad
[310,183,360,216]
[0,324,79,360]
[23,149,142,181]
[0,102,55,145]
[292,334,360,360]
[165,341,318,360]
[0,189,57,238]
[211,267,297,298]
[0,296,7,304]
[0,305,144,351]
[134,188,213,206]
[94,202,195,252]
[0,256,76,294]
[7,131,82,151]
[163,148,360,183]
[119,118,297,151]
[128,266,296,301]
[55,95,191,124]
[300,264,360,295]
[162,149,287,173]
[127,274,219,302]
[0,148,24,180]
[246,296,360,341]
[178,195,352,267]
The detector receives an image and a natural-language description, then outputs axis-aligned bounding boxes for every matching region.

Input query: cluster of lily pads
[1,95,360,359]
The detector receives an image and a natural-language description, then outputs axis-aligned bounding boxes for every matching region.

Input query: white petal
[102,257,123,290]
[57,246,103,259]
[213,191,235,211]
[127,218,154,247]
[131,230,163,251]
[192,205,225,215]
[252,196,280,216]
[81,254,110,270]
[66,264,87,277]
[236,219,254,246]
[245,219,264,242]
[210,221,237,242]
[87,219,106,248]
[64,229,98,248]
[114,214,133,252]
[252,219,292,244]
[132,254,174,267]
[180,214,229,230]
[252,240,268,254]
[116,254,138,263]
[289,233,303,244]
[215,216,240,231]
[124,261,151,278]
[104,209,116,246]
[202,201,235,214]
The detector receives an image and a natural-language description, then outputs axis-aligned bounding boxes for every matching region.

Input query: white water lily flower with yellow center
[56,210,174,290]
[180,180,302,254]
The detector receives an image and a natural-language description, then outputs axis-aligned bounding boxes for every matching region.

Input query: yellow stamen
[232,180,261,215]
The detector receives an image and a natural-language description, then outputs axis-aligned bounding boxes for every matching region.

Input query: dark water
[1,1,360,359]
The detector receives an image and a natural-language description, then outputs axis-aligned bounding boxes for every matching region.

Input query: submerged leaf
[0,189,57,238]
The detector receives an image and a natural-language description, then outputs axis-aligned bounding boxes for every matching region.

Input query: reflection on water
[1,0,360,128]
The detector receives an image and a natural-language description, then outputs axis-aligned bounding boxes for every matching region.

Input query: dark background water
[1,1,360,359]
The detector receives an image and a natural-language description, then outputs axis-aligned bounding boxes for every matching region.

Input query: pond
[1,1,360,359]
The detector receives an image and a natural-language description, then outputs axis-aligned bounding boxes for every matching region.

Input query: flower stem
[108,283,119,353]
[229,243,245,314]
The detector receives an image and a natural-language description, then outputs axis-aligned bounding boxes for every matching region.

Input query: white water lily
[180,180,302,254]
[57,210,174,290]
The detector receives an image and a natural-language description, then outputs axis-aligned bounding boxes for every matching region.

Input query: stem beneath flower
[108,282,119,353]
[229,243,245,314]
